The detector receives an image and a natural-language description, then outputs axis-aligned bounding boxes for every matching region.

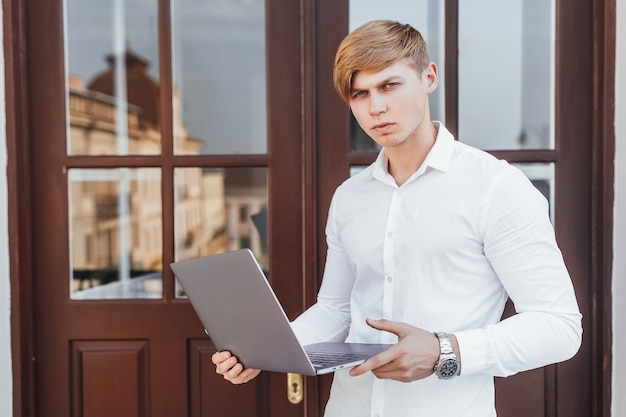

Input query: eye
[383,82,399,89]
[351,90,367,99]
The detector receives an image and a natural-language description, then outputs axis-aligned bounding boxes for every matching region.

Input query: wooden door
[306,0,612,416]
[24,0,308,416]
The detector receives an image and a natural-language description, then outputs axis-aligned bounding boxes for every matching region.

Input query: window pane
[349,0,446,152]
[65,0,161,156]
[69,168,163,299]
[458,0,554,150]
[174,167,268,298]
[171,0,267,155]
[349,165,367,177]
[514,163,555,223]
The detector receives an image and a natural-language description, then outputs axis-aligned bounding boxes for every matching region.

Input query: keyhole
[287,373,303,404]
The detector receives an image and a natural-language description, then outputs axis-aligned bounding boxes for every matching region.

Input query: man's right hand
[211,350,261,384]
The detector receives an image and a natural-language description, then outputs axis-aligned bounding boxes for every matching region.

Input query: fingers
[213,351,239,376]
[349,343,433,382]
[349,344,396,377]
[211,350,261,384]
[366,318,410,339]
[349,319,408,377]
[349,319,440,382]
[211,350,234,365]
[235,367,262,383]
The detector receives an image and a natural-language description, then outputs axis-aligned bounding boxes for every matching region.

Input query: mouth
[372,122,394,133]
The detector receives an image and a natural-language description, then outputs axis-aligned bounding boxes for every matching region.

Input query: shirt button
[386,232,393,238]
[386,276,393,283]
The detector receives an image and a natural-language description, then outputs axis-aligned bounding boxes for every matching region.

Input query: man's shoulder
[451,139,498,162]
[328,164,384,211]
[336,163,377,191]
[444,140,536,199]
[449,140,512,176]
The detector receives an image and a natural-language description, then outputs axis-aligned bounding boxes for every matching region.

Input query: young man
[212,20,582,416]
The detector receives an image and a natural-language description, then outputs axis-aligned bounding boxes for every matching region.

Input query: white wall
[0,3,14,416]
[613,1,626,416]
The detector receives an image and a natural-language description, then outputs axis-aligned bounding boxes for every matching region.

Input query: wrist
[449,333,461,374]
[433,332,461,379]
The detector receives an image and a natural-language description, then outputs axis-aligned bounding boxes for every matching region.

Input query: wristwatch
[434,332,460,379]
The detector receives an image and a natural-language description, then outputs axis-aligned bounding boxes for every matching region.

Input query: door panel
[28,0,305,416]
[71,340,151,417]
[189,339,269,417]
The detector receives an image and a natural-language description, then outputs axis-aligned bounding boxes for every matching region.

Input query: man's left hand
[348,319,453,382]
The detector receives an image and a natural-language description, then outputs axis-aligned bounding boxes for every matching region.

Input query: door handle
[287,373,303,404]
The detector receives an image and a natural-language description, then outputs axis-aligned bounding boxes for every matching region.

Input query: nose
[369,93,386,116]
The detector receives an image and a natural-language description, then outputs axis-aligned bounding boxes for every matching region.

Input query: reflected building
[68,49,267,296]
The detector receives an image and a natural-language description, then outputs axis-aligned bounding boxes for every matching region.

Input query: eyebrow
[351,75,403,94]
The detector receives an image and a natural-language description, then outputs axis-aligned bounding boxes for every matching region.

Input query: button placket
[382,189,401,329]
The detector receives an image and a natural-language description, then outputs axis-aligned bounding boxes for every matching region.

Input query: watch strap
[435,332,454,356]
[434,332,460,379]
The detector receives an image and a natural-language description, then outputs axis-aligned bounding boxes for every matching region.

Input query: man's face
[349,60,438,149]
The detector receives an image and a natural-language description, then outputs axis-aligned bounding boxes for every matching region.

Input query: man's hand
[211,350,261,384]
[349,319,454,382]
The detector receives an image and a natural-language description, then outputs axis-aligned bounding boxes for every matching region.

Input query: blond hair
[333,20,429,103]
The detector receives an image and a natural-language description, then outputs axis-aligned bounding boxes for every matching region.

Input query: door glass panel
[349,0,446,152]
[174,167,268,298]
[514,163,555,223]
[349,165,368,177]
[171,0,267,155]
[458,0,555,150]
[65,0,161,156]
[69,168,163,300]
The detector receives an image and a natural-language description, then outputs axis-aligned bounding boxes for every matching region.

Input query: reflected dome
[88,50,160,128]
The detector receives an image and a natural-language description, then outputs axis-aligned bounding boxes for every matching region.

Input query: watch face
[437,359,459,379]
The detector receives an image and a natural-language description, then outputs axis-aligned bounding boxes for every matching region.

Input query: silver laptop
[170,249,391,376]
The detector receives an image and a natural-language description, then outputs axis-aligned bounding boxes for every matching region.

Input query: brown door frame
[590,1,615,415]
[4,0,615,416]
[4,0,37,415]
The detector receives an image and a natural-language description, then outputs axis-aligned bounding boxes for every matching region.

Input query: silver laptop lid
[171,249,317,375]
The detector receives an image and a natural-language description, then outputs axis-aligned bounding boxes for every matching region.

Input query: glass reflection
[349,0,446,152]
[174,167,268,298]
[65,0,160,155]
[458,0,554,150]
[171,0,267,155]
[69,168,163,299]
[514,163,555,223]
[350,165,367,178]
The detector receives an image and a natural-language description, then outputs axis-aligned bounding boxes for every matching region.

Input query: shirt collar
[423,121,454,173]
[372,121,455,185]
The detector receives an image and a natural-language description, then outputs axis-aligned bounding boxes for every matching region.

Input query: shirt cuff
[453,328,488,376]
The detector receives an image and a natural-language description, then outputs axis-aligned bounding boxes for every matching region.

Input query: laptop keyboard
[306,351,369,367]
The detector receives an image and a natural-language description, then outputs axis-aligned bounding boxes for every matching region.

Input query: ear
[425,62,439,93]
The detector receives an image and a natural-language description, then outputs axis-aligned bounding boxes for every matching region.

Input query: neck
[386,121,437,186]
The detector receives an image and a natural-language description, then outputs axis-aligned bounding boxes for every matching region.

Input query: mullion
[444,0,459,138]
[159,0,175,302]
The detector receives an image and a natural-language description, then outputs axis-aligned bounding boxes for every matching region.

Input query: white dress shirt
[291,123,582,417]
